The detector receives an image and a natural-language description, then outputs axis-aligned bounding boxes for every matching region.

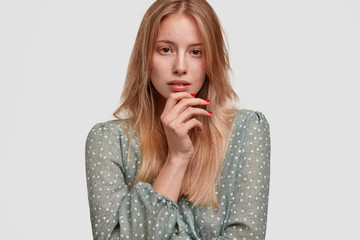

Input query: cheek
[190,61,206,79]
[151,55,168,75]
[151,56,160,74]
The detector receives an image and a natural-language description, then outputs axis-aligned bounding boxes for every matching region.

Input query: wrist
[152,155,189,203]
[166,153,191,169]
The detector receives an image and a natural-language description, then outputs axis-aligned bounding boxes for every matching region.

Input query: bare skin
[150,13,210,203]
[152,92,211,202]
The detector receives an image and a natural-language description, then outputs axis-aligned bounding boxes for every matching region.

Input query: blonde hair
[113,0,239,208]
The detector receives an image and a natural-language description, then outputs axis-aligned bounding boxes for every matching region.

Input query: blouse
[85,109,271,240]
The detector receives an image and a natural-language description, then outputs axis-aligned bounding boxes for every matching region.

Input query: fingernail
[204,99,210,102]
[207,111,212,114]
[190,93,196,97]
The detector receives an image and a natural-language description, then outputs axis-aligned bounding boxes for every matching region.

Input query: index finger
[162,92,195,115]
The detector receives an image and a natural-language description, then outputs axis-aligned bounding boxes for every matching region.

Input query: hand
[160,92,211,164]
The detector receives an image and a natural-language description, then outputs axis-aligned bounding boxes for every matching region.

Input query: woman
[85,0,271,239]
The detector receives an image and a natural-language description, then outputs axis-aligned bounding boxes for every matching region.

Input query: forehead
[157,13,203,43]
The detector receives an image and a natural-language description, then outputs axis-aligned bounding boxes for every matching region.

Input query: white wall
[1,0,359,239]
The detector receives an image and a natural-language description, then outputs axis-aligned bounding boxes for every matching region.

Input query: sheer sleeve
[85,122,190,240]
[85,110,271,240]
[217,111,271,240]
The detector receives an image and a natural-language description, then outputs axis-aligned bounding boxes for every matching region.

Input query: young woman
[85,0,271,239]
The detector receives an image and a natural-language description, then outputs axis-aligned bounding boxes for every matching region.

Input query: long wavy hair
[113,0,239,208]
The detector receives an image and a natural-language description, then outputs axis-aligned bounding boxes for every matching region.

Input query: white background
[1,0,359,239]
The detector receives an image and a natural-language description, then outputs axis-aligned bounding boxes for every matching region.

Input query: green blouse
[85,109,271,240]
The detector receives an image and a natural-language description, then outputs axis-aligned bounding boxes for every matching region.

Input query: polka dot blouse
[85,109,271,240]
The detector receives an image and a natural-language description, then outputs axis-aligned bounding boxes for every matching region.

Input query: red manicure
[207,111,212,114]
[190,93,196,97]
[204,99,210,102]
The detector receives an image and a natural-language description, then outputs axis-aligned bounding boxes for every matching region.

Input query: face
[150,13,206,99]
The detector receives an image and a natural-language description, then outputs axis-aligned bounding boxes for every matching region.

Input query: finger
[169,97,210,117]
[162,92,194,116]
[162,98,210,124]
[182,118,204,132]
[173,107,211,125]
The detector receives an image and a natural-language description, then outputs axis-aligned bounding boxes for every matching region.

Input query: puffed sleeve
[85,122,188,240]
[217,111,271,240]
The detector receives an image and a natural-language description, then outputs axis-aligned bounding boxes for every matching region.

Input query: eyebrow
[156,40,203,47]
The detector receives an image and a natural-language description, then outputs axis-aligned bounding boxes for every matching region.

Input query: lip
[168,80,190,92]
[168,80,190,85]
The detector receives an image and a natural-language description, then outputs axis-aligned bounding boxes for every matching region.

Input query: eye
[159,47,171,54]
[191,50,202,56]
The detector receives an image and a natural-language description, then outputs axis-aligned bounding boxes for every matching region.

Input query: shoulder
[85,119,140,175]
[86,120,117,139]
[221,109,271,191]
[224,109,271,169]
[85,119,138,148]
[231,109,270,133]
[228,109,271,145]
[87,119,131,138]
[233,109,269,126]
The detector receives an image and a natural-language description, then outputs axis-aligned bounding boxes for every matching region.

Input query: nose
[173,53,187,75]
